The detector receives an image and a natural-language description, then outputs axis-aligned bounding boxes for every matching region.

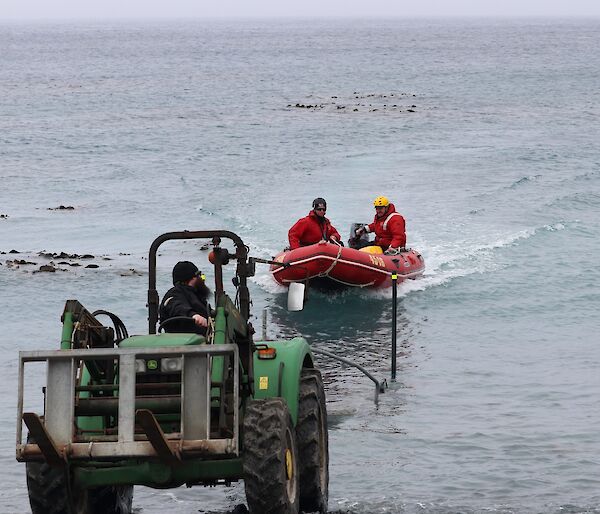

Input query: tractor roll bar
[148,230,251,334]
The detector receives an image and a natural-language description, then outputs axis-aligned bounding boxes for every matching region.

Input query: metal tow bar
[311,347,387,404]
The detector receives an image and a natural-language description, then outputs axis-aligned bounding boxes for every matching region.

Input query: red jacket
[288,211,341,250]
[366,203,406,250]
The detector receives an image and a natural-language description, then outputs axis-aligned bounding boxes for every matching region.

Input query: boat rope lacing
[324,275,376,288]
[317,242,343,277]
[280,240,421,287]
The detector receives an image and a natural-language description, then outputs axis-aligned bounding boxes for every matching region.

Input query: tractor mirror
[287,282,305,311]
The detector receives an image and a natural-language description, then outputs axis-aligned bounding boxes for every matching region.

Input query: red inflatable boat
[270,241,425,289]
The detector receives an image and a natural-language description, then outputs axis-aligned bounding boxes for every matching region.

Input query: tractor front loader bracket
[17,344,239,464]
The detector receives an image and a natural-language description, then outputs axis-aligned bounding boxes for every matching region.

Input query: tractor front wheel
[26,461,71,514]
[297,369,329,513]
[26,443,133,514]
[243,398,299,514]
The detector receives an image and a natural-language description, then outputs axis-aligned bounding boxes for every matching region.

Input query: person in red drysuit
[355,196,406,254]
[288,198,341,250]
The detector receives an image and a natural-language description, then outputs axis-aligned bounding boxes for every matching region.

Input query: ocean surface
[1,17,599,514]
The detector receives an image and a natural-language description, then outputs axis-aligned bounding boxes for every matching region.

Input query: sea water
[1,18,599,513]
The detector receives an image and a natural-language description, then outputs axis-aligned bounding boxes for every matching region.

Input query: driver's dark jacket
[159,284,209,335]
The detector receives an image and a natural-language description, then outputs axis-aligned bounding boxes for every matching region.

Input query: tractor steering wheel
[157,316,196,333]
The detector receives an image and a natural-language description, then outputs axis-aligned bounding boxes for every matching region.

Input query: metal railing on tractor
[148,230,253,334]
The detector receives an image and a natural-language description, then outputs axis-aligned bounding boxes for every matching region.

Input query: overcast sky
[2,0,600,20]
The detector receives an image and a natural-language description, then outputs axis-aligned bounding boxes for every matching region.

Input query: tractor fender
[252,337,315,425]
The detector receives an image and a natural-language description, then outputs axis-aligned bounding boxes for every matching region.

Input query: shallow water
[1,18,599,514]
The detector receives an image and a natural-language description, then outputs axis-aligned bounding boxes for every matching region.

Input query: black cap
[312,197,327,209]
[172,261,199,285]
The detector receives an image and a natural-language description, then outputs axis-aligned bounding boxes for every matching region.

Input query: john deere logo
[147,359,158,370]
[259,376,268,390]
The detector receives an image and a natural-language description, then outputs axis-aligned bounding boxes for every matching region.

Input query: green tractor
[16,230,328,514]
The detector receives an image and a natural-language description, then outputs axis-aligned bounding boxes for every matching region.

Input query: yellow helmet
[373,196,389,207]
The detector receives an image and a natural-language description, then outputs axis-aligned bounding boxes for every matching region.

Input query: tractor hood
[119,333,206,348]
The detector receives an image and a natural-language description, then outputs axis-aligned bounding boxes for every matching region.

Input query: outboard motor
[348,223,370,249]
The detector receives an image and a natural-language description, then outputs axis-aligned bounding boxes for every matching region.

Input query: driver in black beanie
[159,261,211,335]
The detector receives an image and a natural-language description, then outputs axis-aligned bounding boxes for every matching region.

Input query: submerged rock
[48,205,75,210]
[38,251,95,260]
[57,261,82,266]
[120,268,143,277]
[54,251,75,259]
[288,91,422,115]
[7,259,36,265]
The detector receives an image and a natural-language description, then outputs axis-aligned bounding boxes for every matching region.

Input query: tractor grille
[136,372,181,397]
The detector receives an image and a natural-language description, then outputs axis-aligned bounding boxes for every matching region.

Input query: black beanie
[172,261,199,285]
[312,197,327,209]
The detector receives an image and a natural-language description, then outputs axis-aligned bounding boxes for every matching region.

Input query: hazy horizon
[2,0,600,21]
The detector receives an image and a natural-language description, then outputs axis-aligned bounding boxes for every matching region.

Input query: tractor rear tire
[297,369,329,514]
[243,398,299,514]
[26,437,133,514]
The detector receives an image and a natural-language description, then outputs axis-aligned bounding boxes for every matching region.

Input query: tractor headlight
[135,359,146,373]
[161,357,182,373]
